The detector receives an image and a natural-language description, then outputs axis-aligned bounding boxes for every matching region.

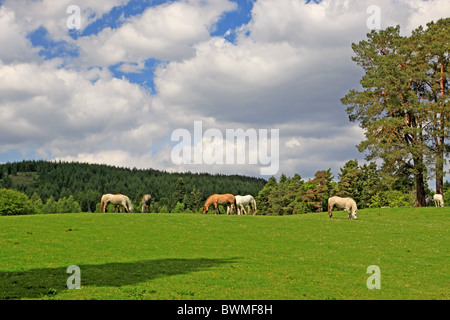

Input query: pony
[100,193,134,213]
[235,195,257,215]
[328,196,358,220]
[433,194,444,207]
[141,194,152,213]
[203,194,237,215]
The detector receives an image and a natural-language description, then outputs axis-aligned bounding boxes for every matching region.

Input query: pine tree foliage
[341,19,449,206]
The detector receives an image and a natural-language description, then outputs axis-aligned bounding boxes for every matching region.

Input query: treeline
[0,160,266,213]
[256,160,450,215]
[1,159,448,216]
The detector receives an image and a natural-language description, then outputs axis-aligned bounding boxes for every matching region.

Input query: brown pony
[203,194,237,215]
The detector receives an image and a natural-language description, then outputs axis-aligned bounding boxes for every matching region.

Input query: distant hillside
[0,160,267,212]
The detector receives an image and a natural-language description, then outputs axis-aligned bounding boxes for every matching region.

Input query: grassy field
[0,208,448,300]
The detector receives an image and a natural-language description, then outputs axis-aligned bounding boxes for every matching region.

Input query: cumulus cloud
[77,0,237,67]
[1,0,449,180]
[0,6,39,63]
[2,0,128,39]
[0,60,169,161]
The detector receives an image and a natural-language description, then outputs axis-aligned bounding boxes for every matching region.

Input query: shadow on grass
[0,257,237,299]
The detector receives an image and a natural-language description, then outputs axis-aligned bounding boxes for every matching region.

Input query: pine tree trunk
[436,62,446,196]
[414,155,426,207]
[436,140,444,195]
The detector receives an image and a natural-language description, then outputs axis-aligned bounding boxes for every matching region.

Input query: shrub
[172,202,185,213]
[384,190,410,208]
[0,188,37,216]
[368,193,384,208]
[57,195,82,213]
[369,190,411,208]
[443,190,450,207]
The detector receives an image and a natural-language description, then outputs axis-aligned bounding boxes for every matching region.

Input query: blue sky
[0,0,449,183]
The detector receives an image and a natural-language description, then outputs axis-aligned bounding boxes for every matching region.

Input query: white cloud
[77,0,237,67]
[0,60,171,163]
[1,0,449,179]
[1,0,128,39]
[0,6,39,63]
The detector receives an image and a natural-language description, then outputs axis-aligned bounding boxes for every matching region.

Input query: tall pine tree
[341,25,441,206]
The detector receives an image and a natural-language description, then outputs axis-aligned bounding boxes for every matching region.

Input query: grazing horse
[141,194,152,213]
[328,196,358,220]
[100,193,134,213]
[235,195,257,215]
[203,194,237,215]
[433,194,444,207]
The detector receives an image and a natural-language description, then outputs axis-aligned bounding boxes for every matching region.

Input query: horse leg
[328,203,333,218]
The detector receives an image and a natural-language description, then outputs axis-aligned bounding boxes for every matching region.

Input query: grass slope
[0,208,448,300]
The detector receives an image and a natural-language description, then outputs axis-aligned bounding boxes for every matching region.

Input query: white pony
[235,195,257,215]
[141,194,152,213]
[433,194,444,207]
[100,193,134,213]
[328,196,358,220]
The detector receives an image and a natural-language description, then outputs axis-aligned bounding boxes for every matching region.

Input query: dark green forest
[0,160,266,213]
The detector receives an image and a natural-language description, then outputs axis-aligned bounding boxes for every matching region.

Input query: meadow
[0,208,448,300]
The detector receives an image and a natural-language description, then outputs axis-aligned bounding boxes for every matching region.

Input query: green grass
[0,208,448,300]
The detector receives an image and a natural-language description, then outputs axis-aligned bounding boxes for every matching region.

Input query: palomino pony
[141,194,152,213]
[235,195,257,215]
[100,194,134,213]
[203,194,237,215]
[328,196,357,220]
[433,194,444,207]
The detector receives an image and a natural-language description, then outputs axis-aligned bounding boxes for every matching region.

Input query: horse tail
[252,198,257,215]
[327,198,333,218]
[100,199,105,213]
